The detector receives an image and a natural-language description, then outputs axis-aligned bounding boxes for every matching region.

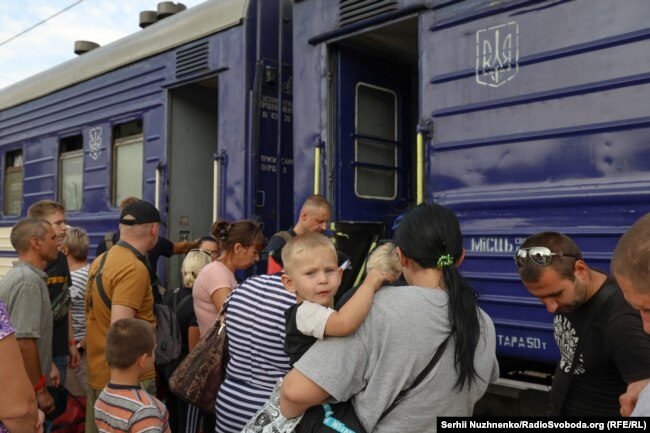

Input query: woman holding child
[276,203,499,431]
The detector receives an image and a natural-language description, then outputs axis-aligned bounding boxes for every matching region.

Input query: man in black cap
[84,200,161,433]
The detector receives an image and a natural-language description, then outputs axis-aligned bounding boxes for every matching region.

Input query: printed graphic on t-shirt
[554,315,585,374]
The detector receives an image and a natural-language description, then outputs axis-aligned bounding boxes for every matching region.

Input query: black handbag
[295,335,450,433]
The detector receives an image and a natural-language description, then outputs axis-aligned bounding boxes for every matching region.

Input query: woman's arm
[0,334,39,433]
[324,269,391,337]
[210,287,231,312]
[279,369,330,419]
[188,325,200,351]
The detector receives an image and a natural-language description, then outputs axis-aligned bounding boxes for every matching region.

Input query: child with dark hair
[94,318,170,432]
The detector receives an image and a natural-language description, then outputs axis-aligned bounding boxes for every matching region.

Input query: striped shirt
[95,383,170,433]
[215,273,296,433]
[69,264,89,341]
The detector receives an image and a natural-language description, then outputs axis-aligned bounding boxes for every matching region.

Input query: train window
[355,84,398,200]
[59,135,84,211]
[112,121,143,206]
[3,150,23,216]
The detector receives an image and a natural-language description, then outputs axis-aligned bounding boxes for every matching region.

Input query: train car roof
[0,0,248,111]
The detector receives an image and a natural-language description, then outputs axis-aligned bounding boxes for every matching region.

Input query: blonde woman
[161,249,211,433]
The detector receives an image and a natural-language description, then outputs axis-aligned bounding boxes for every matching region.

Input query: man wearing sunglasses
[515,231,650,417]
[612,214,650,416]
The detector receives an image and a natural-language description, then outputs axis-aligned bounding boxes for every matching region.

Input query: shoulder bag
[168,305,229,414]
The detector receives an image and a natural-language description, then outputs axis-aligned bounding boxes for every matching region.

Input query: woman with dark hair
[275,203,499,432]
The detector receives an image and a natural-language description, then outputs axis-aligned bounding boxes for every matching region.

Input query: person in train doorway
[266,194,331,273]
[611,213,650,416]
[27,200,81,422]
[96,196,200,303]
[515,231,650,416]
[84,200,160,433]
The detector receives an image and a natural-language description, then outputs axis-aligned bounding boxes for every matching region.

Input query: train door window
[59,135,83,211]
[3,150,23,216]
[112,120,143,206]
[355,83,398,199]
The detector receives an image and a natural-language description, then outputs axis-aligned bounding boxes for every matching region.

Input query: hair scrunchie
[219,224,232,241]
[437,254,454,269]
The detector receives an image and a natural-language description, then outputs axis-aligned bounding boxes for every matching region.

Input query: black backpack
[92,242,184,366]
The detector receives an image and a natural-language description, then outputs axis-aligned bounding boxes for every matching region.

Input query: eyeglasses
[514,247,579,268]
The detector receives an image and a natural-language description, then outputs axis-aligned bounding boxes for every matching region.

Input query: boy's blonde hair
[366,242,401,276]
[105,318,155,369]
[62,226,89,262]
[282,232,336,274]
[182,249,211,288]
[27,200,65,218]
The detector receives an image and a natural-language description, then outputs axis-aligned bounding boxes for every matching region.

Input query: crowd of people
[3,194,650,433]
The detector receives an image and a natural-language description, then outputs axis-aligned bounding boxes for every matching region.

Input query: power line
[0,0,86,49]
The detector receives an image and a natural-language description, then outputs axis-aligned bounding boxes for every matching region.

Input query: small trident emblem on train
[476,21,519,88]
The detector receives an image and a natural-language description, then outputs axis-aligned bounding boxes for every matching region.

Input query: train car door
[334,47,413,230]
[166,78,218,287]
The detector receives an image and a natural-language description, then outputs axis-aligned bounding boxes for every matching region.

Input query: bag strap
[95,252,112,309]
[554,279,618,415]
[104,231,115,251]
[95,241,150,310]
[378,334,450,422]
[116,240,149,266]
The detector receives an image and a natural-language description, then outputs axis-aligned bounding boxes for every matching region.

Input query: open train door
[333,39,416,231]
[166,78,219,288]
[329,24,417,291]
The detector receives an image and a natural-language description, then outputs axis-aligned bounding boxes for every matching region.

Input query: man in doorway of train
[96,196,199,302]
[266,194,332,273]
[27,200,81,416]
[515,231,650,416]
[612,213,650,416]
[84,199,160,433]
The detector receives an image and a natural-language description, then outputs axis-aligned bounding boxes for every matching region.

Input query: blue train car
[292,0,650,374]
[0,0,293,285]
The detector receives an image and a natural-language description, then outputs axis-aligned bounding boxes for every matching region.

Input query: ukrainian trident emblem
[476,21,519,88]
[89,127,103,160]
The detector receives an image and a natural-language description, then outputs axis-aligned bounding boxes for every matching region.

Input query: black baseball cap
[119,200,161,225]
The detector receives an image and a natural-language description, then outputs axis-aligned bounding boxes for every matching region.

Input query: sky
[0,0,207,91]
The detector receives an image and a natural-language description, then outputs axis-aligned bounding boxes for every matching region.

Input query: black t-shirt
[552,277,650,416]
[266,229,297,267]
[45,252,72,355]
[284,303,316,366]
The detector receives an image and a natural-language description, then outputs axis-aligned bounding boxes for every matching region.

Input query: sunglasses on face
[514,246,579,267]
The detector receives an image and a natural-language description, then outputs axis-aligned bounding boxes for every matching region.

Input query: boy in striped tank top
[94,318,170,433]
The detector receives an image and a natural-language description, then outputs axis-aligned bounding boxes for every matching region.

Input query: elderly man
[84,200,160,432]
[515,231,650,416]
[0,218,60,417]
[266,194,331,273]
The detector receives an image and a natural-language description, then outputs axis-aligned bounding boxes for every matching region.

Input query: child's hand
[365,269,396,291]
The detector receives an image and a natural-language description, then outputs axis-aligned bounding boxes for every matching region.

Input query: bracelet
[34,374,46,392]
[69,339,77,346]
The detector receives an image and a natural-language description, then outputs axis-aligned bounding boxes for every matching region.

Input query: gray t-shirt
[295,285,499,433]
[0,261,53,378]
[632,383,650,416]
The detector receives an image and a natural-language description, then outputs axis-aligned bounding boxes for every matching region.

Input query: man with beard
[515,232,650,416]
